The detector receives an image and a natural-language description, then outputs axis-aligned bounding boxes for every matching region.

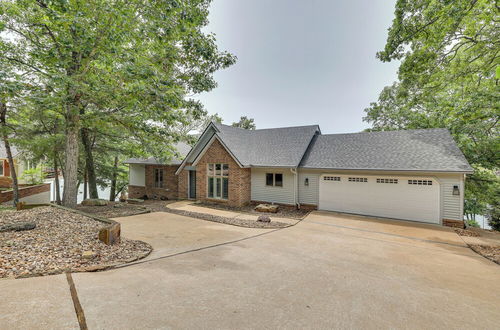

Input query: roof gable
[213,123,320,167]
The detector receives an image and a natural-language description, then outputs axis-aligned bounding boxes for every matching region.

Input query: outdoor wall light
[452,185,460,196]
[304,178,309,186]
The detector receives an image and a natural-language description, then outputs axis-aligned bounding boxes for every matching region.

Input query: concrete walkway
[167,200,299,225]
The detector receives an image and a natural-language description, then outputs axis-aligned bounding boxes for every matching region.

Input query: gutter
[290,168,300,209]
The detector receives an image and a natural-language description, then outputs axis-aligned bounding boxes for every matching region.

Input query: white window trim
[207,163,229,200]
[154,168,164,188]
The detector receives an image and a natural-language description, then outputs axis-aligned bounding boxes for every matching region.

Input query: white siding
[298,171,319,205]
[439,175,464,220]
[251,168,295,205]
[295,169,465,223]
[129,164,145,186]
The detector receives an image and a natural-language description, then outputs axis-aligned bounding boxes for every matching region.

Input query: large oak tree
[0,0,235,207]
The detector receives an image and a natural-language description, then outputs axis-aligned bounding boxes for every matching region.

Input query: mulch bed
[78,200,292,229]
[454,228,481,237]
[165,207,291,229]
[0,206,151,279]
[468,245,500,265]
[76,202,154,218]
[197,201,311,220]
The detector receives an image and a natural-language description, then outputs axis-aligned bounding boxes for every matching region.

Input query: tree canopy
[364,0,499,224]
[0,0,235,206]
[232,116,256,130]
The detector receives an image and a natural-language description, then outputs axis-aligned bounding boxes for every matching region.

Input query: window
[408,179,432,185]
[376,178,398,184]
[0,161,3,176]
[265,173,283,187]
[266,173,274,186]
[208,163,229,199]
[324,176,340,181]
[154,168,164,188]
[348,177,367,183]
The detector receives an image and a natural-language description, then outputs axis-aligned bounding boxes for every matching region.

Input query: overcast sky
[196,0,400,133]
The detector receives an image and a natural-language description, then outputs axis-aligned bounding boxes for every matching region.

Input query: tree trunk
[109,156,119,201]
[54,154,61,204]
[83,167,88,200]
[81,127,99,199]
[62,119,79,208]
[0,100,19,206]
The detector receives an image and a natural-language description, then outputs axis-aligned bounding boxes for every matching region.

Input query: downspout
[291,168,300,209]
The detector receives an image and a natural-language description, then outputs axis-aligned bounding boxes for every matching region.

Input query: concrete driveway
[1,211,499,329]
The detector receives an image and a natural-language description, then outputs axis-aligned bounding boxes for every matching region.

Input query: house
[127,122,473,226]
[124,142,192,200]
[0,145,51,204]
[0,145,25,186]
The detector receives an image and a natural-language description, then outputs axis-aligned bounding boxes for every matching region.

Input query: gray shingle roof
[299,128,473,172]
[124,142,192,165]
[214,123,320,167]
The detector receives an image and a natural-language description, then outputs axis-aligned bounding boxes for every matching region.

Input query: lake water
[45,178,116,203]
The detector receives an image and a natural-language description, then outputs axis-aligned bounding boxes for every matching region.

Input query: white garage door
[319,175,440,223]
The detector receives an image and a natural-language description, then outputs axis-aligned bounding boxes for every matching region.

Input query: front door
[188,170,196,199]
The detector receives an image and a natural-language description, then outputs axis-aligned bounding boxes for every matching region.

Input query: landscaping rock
[0,221,36,232]
[82,251,96,259]
[81,199,109,206]
[127,198,144,204]
[255,204,279,213]
[257,215,271,223]
[0,206,151,279]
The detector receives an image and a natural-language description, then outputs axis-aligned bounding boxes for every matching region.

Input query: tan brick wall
[443,219,465,228]
[177,163,190,199]
[195,139,251,207]
[128,185,146,199]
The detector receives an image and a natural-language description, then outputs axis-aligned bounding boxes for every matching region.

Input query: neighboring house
[128,123,473,226]
[0,145,24,186]
[0,145,51,204]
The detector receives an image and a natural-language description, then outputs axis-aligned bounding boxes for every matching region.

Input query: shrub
[20,166,46,185]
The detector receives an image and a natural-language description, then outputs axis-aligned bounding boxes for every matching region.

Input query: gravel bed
[196,202,311,220]
[165,207,291,229]
[455,228,481,237]
[76,202,153,218]
[469,245,500,265]
[78,200,292,228]
[0,207,152,279]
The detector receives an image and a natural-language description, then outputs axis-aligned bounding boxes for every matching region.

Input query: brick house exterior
[177,163,190,200]
[128,122,472,227]
[129,165,179,200]
[194,139,251,207]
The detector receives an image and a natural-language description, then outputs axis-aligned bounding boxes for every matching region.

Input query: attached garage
[318,174,441,223]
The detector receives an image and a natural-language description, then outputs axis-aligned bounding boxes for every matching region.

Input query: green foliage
[466,219,480,228]
[0,0,235,205]
[365,0,499,224]
[232,116,256,130]
[20,166,46,185]
[487,195,500,231]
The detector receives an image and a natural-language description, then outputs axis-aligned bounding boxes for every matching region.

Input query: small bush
[20,166,46,185]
